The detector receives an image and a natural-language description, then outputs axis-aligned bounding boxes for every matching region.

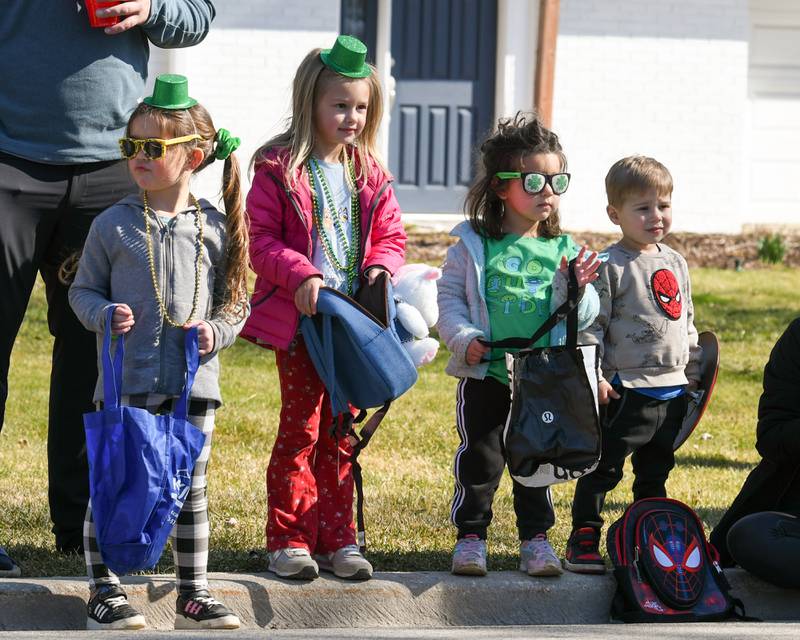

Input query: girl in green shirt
[437,112,600,578]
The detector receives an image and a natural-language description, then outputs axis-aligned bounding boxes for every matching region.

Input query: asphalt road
[3,624,799,640]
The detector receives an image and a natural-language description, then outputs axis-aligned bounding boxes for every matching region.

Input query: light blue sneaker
[520,534,563,577]
[451,535,487,576]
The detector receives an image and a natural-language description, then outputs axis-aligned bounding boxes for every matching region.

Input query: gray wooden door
[389,0,497,213]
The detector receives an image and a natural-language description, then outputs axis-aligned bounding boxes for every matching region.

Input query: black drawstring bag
[482,260,601,487]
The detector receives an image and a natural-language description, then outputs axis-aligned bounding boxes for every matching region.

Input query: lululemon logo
[542,411,554,423]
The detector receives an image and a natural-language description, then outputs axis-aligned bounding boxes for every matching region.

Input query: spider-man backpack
[606,498,748,622]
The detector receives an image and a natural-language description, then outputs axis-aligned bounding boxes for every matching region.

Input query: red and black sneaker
[564,527,606,574]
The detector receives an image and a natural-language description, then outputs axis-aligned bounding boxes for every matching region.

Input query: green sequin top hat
[320,35,371,78]
[143,74,198,110]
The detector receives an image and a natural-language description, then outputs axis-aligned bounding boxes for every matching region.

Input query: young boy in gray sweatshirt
[564,155,703,574]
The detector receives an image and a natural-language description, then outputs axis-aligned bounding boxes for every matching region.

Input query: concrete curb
[0,569,797,630]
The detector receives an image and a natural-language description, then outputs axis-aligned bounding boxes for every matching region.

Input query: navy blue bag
[84,306,206,575]
[607,497,749,622]
[300,272,418,548]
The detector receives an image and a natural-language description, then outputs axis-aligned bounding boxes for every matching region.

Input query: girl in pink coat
[241,36,406,581]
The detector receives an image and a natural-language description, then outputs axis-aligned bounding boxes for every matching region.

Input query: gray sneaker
[451,535,487,576]
[268,547,319,580]
[520,534,563,577]
[314,545,373,581]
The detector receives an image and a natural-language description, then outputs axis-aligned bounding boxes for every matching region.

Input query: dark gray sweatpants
[0,152,135,551]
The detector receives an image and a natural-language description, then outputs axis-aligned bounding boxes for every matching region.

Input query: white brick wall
[148,1,339,207]
[552,0,750,233]
[144,0,782,233]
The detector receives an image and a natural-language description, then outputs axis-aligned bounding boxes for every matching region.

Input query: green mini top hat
[320,35,371,78]
[143,74,198,110]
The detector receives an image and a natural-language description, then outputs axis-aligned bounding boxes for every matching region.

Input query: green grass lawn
[1,267,798,576]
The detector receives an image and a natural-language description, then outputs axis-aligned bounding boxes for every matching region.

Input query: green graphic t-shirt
[484,233,578,383]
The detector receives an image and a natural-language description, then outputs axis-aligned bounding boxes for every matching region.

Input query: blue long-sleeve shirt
[0,0,215,164]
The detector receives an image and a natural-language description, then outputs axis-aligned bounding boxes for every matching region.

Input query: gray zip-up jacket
[436,221,600,380]
[69,195,247,403]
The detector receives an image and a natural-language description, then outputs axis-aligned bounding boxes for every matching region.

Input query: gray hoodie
[69,194,247,403]
[436,221,600,380]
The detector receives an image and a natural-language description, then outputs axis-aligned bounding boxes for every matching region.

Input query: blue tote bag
[84,306,206,575]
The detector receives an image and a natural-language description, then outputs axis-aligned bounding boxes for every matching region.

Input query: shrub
[758,233,786,264]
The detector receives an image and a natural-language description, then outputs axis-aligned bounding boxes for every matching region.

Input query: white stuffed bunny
[391,263,442,367]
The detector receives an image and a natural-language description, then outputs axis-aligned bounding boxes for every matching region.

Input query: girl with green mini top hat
[242,35,407,582]
[68,73,248,631]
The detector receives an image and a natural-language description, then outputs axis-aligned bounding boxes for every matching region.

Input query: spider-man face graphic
[639,512,704,608]
[651,268,682,320]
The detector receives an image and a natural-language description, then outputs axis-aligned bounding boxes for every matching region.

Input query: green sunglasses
[119,134,201,160]
[495,171,571,195]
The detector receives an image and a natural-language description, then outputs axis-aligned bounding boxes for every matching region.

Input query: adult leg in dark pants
[571,386,686,532]
[450,376,554,541]
[0,153,135,552]
[727,512,800,588]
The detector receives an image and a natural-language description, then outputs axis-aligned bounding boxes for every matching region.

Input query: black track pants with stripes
[450,376,555,541]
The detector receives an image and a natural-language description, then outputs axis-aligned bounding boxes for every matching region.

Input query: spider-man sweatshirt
[581,242,702,387]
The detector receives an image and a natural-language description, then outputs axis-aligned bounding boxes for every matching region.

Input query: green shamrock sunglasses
[495,171,571,195]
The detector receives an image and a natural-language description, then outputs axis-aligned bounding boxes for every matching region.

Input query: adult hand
[598,379,620,405]
[365,266,388,285]
[110,304,135,335]
[294,277,322,317]
[184,321,215,356]
[99,0,152,35]
[559,246,601,288]
[465,338,490,366]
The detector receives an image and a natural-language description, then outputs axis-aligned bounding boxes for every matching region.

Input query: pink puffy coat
[241,148,407,350]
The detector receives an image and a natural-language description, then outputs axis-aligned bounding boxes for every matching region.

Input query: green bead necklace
[308,155,361,295]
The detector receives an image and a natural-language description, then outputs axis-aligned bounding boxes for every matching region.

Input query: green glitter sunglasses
[495,171,571,195]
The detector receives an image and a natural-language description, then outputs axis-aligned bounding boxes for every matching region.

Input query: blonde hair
[605,155,673,208]
[465,111,566,239]
[127,103,249,320]
[251,48,385,188]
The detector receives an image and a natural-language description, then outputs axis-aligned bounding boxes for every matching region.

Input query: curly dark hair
[465,111,566,239]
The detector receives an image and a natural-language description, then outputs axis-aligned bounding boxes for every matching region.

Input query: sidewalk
[1,569,797,630]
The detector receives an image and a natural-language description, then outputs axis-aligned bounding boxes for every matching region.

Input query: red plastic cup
[86,0,122,28]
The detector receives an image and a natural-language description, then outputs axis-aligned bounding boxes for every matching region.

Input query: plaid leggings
[83,394,216,593]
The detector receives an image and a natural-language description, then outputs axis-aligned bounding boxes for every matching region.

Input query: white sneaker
[314,545,373,581]
[520,534,563,577]
[268,547,319,580]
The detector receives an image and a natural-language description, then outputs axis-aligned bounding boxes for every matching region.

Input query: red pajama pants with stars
[266,336,357,554]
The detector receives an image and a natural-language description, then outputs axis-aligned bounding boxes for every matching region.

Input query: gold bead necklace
[142,190,204,327]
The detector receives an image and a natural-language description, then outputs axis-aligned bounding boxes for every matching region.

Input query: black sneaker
[0,547,21,578]
[563,527,606,574]
[86,585,146,630]
[175,589,240,629]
